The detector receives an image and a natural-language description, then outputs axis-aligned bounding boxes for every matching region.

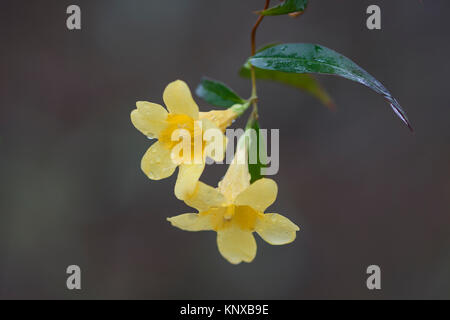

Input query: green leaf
[195,78,245,108]
[249,43,412,130]
[239,63,335,109]
[259,0,308,16]
[246,116,267,184]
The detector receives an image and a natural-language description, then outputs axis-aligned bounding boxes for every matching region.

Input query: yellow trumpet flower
[167,142,299,264]
[131,80,231,200]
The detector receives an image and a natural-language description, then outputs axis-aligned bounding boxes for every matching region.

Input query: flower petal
[174,162,205,200]
[201,118,227,162]
[218,144,250,202]
[255,213,299,245]
[184,182,226,212]
[217,227,257,264]
[141,141,177,180]
[163,80,199,119]
[199,108,238,132]
[131,101,168,138]
[167,213,213,232]
[234,178,278,212]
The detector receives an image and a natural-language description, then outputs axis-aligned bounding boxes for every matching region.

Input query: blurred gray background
[1,0,449,299]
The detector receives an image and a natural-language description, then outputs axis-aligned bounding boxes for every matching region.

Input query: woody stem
[249,0,271,119]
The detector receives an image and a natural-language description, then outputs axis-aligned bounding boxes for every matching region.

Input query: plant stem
[249,0,271,119]
[251,0,270,56]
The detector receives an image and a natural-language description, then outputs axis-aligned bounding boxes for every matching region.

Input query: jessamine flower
[167,141,299,264]
[131,80,235,200]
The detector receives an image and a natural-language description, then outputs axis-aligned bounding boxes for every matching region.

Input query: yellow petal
[174,162,205,200]
[199,108,238,132]
[255,213,299,245]
[217,227,257,264]
[184,182,226,212]
[131,101,168,138]
[201,118,227,162]
[235,178,277,212]
[167,213,212,232]
[218,143,250,202]
[141,141,177,180]
[163,80,199,119]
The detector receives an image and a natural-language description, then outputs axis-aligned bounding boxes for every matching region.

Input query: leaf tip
[326,101,337,112]
[288,11,305,18]
[390,103,413,132]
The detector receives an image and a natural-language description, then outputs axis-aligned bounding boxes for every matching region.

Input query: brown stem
[251,0,271,56]
[249,0,271,117]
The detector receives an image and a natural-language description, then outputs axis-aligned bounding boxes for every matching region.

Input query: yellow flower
[167,144,299,264]
[131,80,227,200]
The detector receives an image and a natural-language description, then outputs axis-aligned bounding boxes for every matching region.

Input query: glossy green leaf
[259,0,308,16]
[195,78,245,108]
[245,116,267,184]
[249,43,412,130]
[239,62,335,109]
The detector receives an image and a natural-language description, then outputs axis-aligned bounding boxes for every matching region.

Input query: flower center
[204,205,262,231]
[159,114,205,162]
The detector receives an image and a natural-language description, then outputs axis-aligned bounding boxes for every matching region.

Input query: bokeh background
[1,0,449,299]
